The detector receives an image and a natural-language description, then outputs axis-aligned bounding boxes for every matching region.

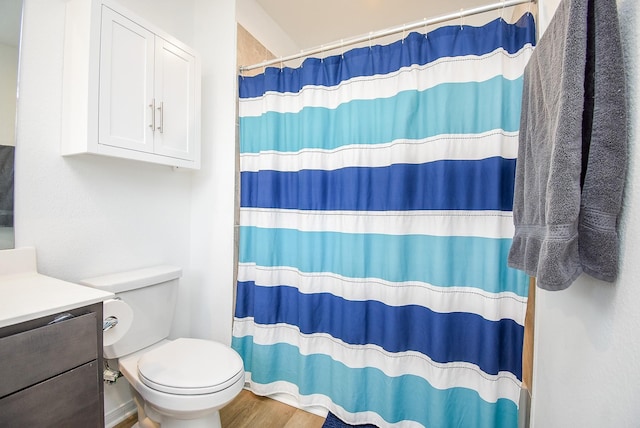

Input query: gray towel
[0,145,14,228]
[508,0,627,290]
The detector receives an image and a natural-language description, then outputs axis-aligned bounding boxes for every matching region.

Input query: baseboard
[105,400,137,428]
[518,386,531,428]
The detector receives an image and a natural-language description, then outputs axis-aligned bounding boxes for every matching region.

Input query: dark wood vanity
[0,302,105,427]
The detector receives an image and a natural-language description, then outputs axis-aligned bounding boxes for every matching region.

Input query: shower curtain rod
[239,0,535,72]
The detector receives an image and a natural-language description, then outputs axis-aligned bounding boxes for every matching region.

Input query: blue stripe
[235,281,524,379]
[238,14,536,99]
[240,157,516,211]
[240,77,523,154]
[231,337,519,428]
[241,157,516,212]
[239,226,529,297]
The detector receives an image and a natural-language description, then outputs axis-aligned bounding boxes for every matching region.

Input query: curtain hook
[341,39,345,59]
[500,0,506,22]
[280,57,283,72]
[424,18,428,38]
[459,8,464,30]
[402,26,406,44]
[369,32,373,50]
[528,0,533,16]
[320,45,324,63]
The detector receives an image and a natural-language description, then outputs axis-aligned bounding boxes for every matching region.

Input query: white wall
[530,1,640,427]
[188,0,238,344]
[14,0,237,423]
[16,0,196,340]
[0,43,17,147]
[236,0,299,58]
[538,0,562,37]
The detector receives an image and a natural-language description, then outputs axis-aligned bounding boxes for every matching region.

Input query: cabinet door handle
[157,102,164,134]
[149,99,156,132]
[47,313,75,325]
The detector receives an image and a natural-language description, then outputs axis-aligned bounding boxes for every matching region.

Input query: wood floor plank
[283,409,326,428]
[220,390,263,427]
[113,388,326,427]
[220,389,325,428]
[113,413,137,428]
[236,395,297,427]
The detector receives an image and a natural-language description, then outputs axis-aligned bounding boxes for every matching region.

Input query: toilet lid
[137,338,244,395]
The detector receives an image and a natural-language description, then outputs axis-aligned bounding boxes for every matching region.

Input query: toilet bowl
[120,339,244,428]
[81,266,245,428]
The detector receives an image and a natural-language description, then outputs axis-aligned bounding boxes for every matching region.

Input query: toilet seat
[137,338,244,396]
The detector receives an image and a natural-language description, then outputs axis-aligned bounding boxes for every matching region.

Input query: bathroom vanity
[0,248,113,427]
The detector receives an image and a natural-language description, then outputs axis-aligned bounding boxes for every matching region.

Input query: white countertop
[0,273,114,328]
[0,247,114,328]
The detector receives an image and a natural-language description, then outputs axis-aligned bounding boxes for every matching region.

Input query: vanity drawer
[0,361,102,427]
[0,311,98,398]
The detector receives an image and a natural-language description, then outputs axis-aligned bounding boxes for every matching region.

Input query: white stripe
[240,130,518,171]
[239,46,534,117]
[240,208,516,239]
[234,320,522,404]
[237,264,527,324]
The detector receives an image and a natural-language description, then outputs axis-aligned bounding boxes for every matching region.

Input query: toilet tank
[81,265,181,359]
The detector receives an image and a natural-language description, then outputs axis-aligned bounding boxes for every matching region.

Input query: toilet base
[131,392,223,428]
[131,413,221,428]
[156,412,221,428]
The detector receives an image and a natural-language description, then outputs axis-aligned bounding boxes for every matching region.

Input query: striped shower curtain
[234,14,535,428]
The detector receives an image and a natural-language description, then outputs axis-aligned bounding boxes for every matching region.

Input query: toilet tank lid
[80,265,182,293]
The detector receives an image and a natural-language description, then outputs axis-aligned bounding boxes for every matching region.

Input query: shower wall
[237,24,275,76]
[531,1,640,427]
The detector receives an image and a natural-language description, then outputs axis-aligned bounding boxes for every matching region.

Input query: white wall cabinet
[62,0,201,169]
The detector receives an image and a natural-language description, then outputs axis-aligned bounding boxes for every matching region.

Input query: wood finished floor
[113,389,326,428]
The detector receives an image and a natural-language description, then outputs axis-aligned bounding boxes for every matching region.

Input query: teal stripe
[239,76,523,154]
[239,226,529,296]
[232,336,518,428]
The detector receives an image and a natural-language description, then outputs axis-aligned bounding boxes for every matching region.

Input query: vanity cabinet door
[98,5,155,154]
[0,311,97,397]
[0,361,102,427]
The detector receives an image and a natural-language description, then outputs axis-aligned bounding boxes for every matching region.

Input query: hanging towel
[508,0,627,290]
[0,145,14,227]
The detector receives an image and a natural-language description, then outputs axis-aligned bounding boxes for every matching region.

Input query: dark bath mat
[322,412,379,428]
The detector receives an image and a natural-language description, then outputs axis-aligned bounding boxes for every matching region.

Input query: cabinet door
[0,312,97,398]
[98,5,155,153]
[153,37,197,161]
[0,362,102,427]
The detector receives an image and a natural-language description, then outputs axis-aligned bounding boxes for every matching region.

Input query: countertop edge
[0,273,114,329]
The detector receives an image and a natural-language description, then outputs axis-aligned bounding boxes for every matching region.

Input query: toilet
[81,265,245,428]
